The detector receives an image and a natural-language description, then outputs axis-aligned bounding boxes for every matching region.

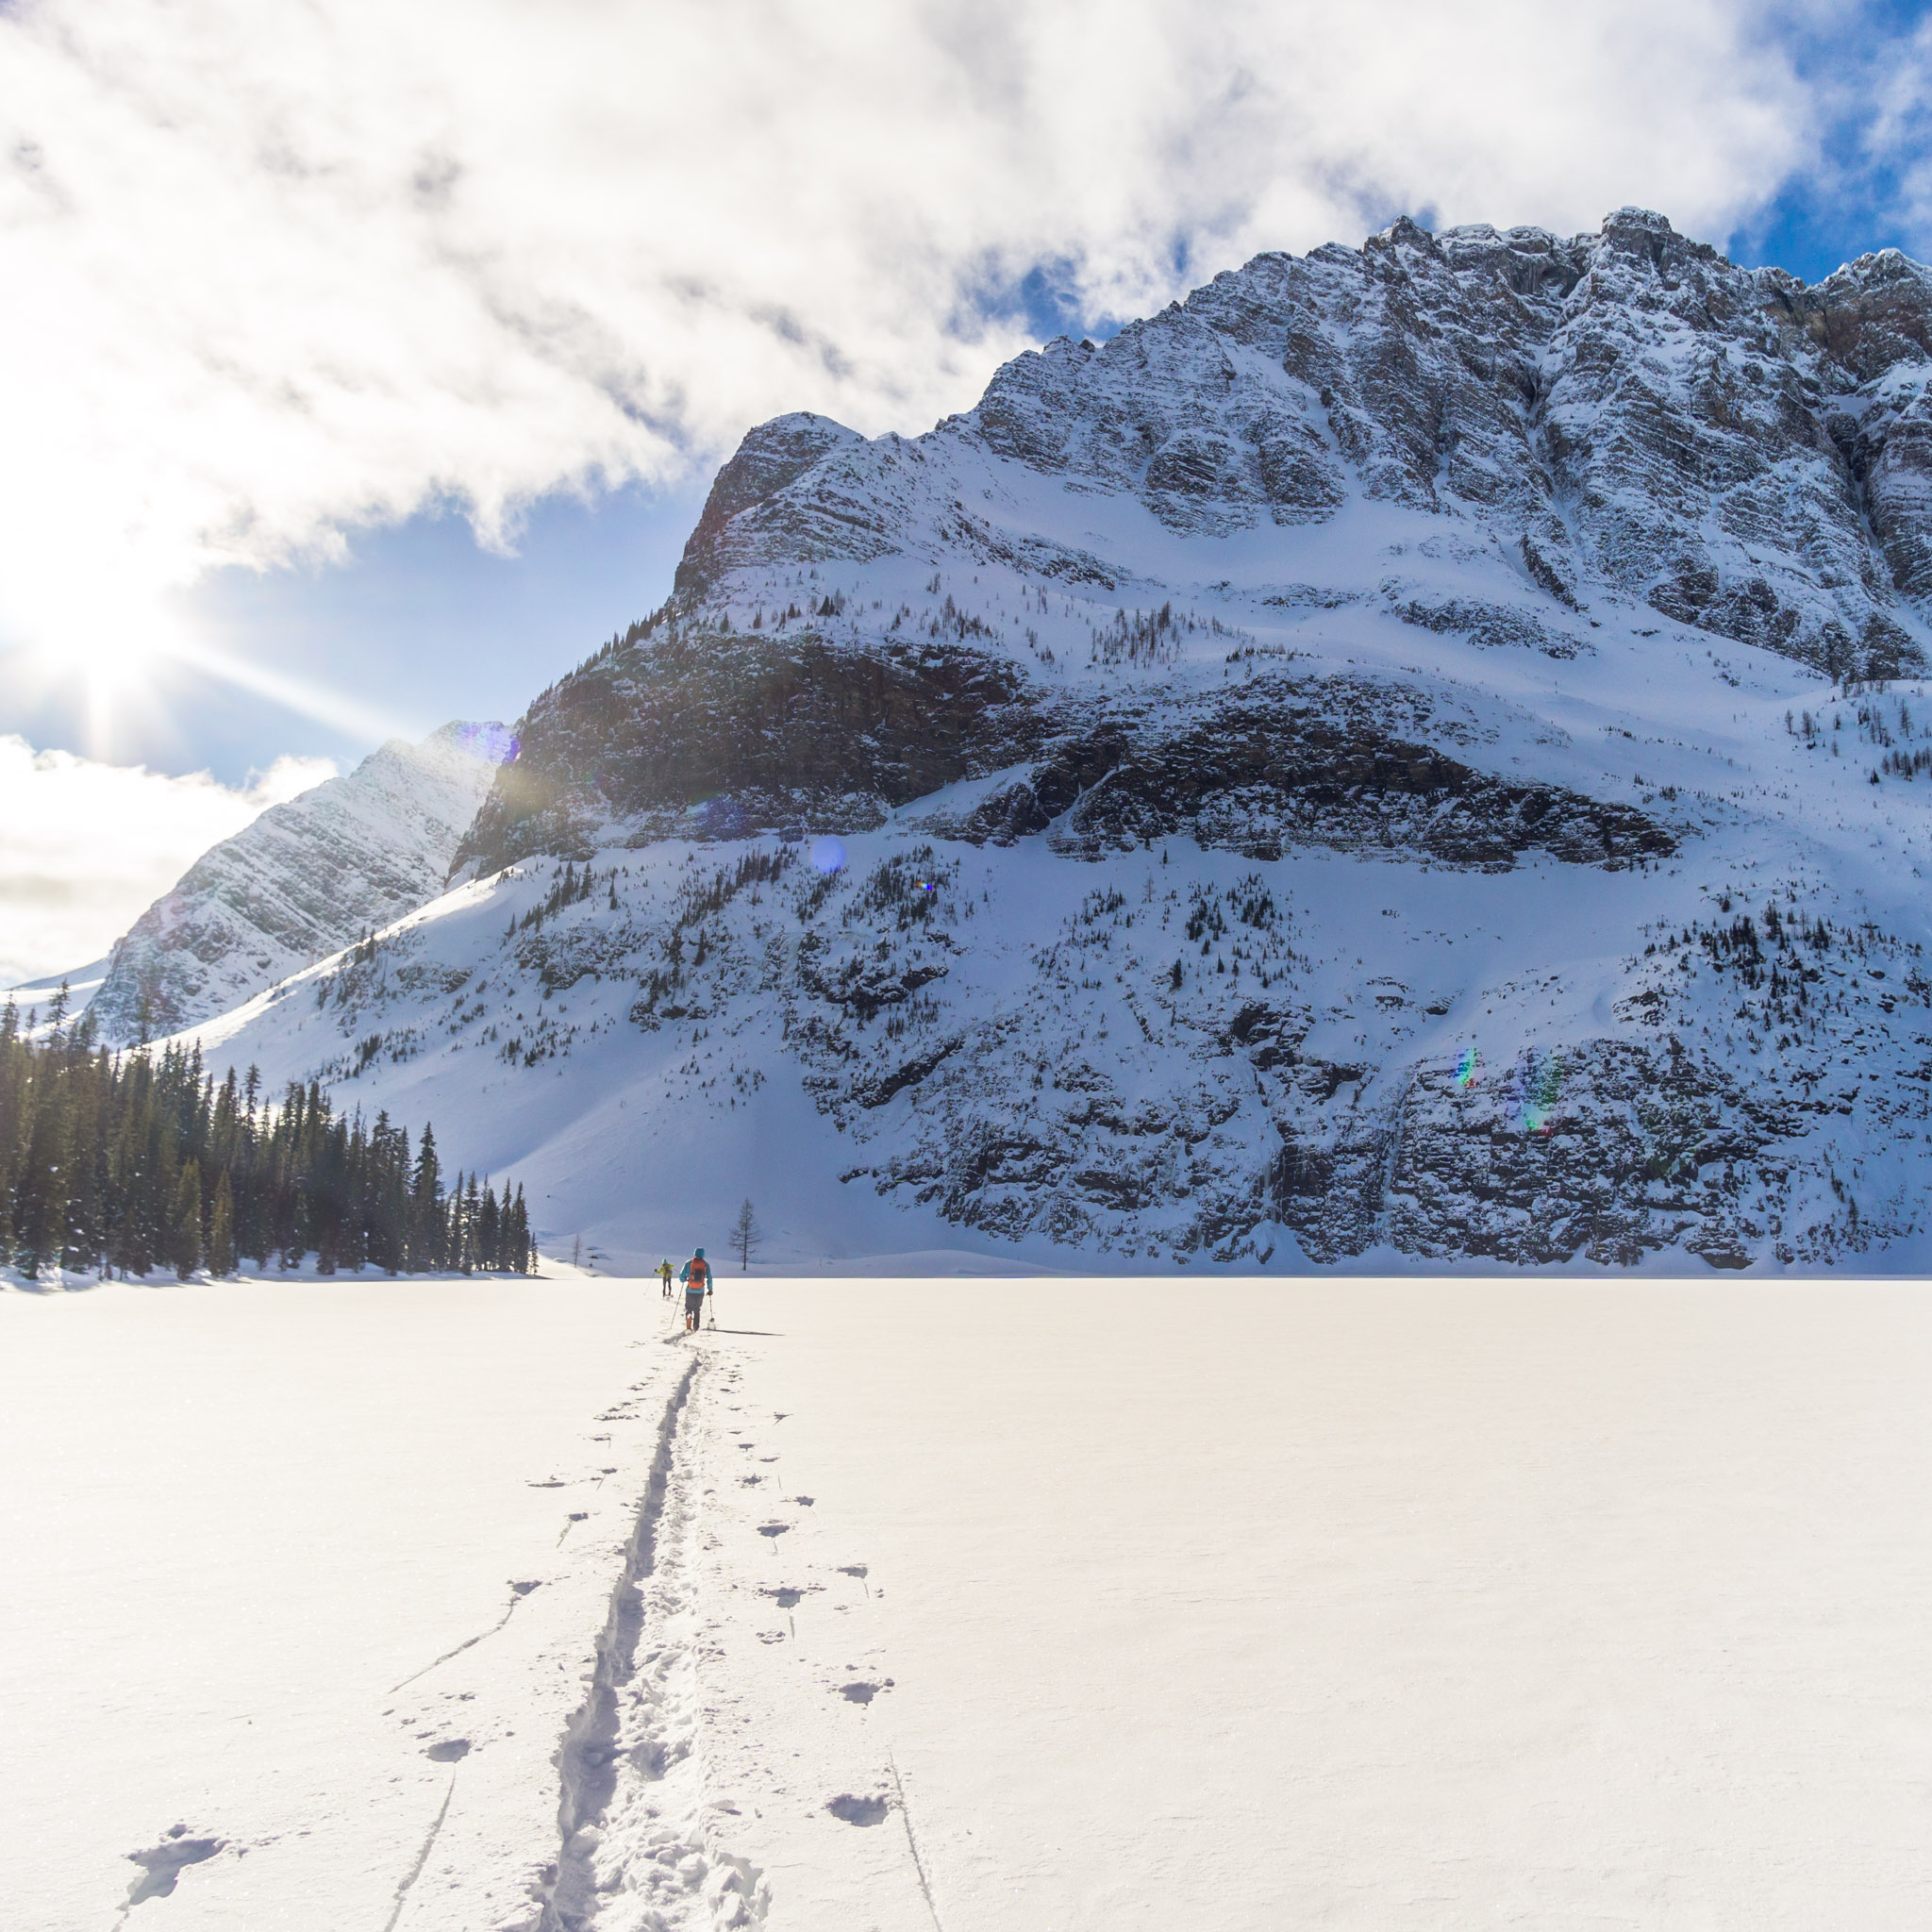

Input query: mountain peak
[91,722,508,1043]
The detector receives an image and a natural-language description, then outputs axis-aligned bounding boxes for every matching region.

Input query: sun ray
[163,638,408,745]
[3,590,411,763]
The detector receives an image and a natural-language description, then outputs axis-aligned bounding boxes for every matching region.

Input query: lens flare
[1454,1045,1480,1088]
[450,722,521,764]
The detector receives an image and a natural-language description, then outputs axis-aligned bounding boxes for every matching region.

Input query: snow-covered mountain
[92,723,515,1043]
[175,210,1932,1270]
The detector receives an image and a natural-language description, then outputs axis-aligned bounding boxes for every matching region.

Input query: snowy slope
[171,210,1932,1270]
[3,953,110,1016]
[15,1274,1932,1929]
[91,722,514,1043]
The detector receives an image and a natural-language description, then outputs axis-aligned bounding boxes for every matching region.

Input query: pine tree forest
[0,1001,537,1281]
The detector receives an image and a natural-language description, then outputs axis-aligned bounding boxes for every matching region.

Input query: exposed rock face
[459,642,1671,881]
[674,413,866,596]
[1803,251,1932,615]
[454,634,1044,874]
[669,207,1932,677]
[93,724,512,1042]
[947,676,1673,870]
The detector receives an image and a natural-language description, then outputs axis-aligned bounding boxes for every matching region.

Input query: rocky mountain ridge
[160,209,1932,1270]
[92,723,514,1043]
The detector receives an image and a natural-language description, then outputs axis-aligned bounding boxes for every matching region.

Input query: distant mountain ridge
[672,207,1931,664]
[92,723,514,1044]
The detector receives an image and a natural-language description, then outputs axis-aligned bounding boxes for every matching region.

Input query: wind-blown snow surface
[11,1274,1932,1929]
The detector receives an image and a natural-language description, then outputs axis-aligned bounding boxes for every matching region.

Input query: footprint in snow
[124,1831,223,1907]
[758,1523,790,1539]
[826,1794,888,1826]
[838,1682,883,1705]
[793,1495,814,1507]
[425,1739,470,1762]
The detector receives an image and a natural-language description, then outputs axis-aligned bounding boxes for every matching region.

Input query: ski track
[382,1773,457,1932]
[389,1581,542,1694]
[539,1346,774,1932]
[887,1754,946,1932]
[528,1315,939,1932]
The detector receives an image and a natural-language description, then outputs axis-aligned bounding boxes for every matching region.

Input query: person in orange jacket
[678,1248,711,1331]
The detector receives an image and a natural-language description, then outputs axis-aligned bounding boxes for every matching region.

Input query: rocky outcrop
[674,412,867,595]
[452,631,1047,874]
[462,636,1672,880]
[951,675,1673,869]
[1270,1037,1774,1267]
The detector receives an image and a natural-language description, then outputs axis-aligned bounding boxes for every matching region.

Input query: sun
[31,607,181,759]
[5,580,408,763]
[0,591,182,761]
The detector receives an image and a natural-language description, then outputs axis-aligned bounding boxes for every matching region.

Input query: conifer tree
[477,1180,500,1272]
[0,1019,531,1280]
[208,1172,237,1277]
[171,1159,204,1280]
[409,1124,445,1271]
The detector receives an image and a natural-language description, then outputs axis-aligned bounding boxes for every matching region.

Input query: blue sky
[173,481,708,780]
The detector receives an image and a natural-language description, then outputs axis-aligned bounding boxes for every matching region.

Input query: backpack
[688,1257,709,1291]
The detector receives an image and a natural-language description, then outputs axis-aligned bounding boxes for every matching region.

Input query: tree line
[0,998,537,1281]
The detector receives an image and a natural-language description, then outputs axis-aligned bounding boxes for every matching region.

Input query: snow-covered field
[10,1274,1932,1929]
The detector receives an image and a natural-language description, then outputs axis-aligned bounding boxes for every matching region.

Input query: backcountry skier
[678,1248,711,1331]
[658,1257,675,1298]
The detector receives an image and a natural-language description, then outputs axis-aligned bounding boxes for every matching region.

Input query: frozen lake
[7,1274,1932,1928]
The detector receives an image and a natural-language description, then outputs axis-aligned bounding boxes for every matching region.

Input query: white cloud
[0,0,1817,653]
[0,739,334,988]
